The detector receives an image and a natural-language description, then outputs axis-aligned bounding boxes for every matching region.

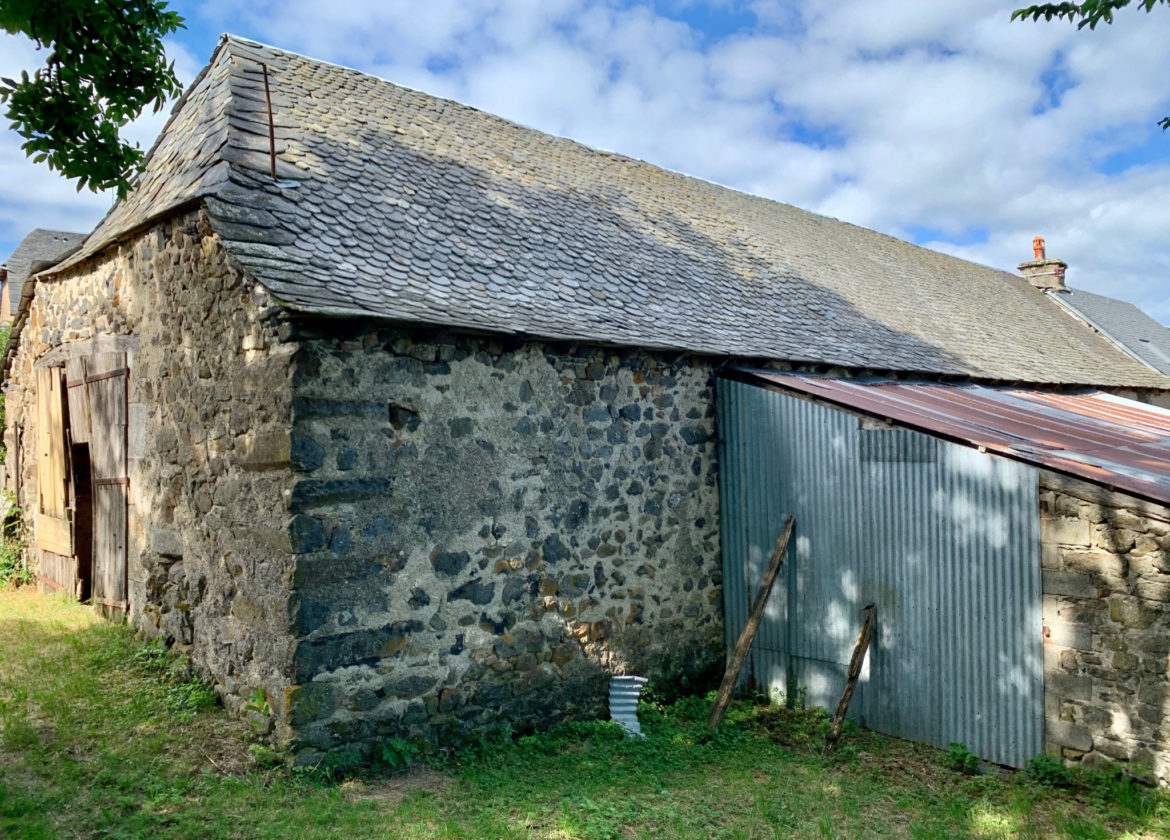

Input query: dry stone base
[1040,471,1170,785]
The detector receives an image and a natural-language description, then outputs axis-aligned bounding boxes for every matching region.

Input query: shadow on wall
[283,325,727,753]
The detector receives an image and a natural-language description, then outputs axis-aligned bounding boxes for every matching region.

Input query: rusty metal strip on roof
[734,369,1170,504]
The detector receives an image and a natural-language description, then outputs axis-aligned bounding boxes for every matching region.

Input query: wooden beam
[707,515,795,729]
[823,603,877,756]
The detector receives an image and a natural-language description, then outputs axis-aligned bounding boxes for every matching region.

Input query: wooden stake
[823,603,876,756]
[707,515,795,729]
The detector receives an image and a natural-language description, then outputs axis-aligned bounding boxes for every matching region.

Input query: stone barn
[4,36,1169,764]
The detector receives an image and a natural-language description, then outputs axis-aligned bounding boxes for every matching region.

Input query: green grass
[1,587,1168,839]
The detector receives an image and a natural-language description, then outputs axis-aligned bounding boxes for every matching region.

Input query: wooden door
[87,352,128,613]
[34,367,76,593]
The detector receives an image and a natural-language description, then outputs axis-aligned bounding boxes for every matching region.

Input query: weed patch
[0,494,29,589]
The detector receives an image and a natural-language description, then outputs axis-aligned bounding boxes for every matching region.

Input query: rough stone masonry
[282,322,724,760]
[1040,471,1170,785]
[5,210,300,724]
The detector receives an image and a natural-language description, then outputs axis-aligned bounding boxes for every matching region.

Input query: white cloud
[2,0,1169,328]
[0,31,205,252]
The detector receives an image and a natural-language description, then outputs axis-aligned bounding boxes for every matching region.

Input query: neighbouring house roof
[736,369,1170,504]
[4,229,86,318]
[1048,288,1170,376]
[42,35,1170,388]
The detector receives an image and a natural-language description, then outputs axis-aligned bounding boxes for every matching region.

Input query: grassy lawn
[1,587,1168,839]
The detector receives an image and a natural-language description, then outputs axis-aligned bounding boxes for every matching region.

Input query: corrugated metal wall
[717,377,1043,768]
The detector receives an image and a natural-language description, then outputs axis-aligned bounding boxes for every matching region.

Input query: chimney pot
[1018,236,1066,291]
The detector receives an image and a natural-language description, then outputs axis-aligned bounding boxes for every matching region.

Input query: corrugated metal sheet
[737,369,1170,504]
[718,377,1043,768]
[609,676,649,737]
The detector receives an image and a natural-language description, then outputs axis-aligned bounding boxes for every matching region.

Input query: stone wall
[1040,471,1170,784]
[4,210,299,726]
[284,323,724,758]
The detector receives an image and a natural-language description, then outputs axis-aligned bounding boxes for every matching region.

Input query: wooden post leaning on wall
[823,603,876,756]
[707,515,795,729]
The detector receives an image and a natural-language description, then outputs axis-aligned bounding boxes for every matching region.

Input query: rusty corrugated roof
[737,369,1170,504]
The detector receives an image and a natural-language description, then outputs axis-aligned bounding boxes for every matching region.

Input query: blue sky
[2,0,1169,324]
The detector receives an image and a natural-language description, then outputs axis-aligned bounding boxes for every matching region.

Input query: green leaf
[0,0,185,195]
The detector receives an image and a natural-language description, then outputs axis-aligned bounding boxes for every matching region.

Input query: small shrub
[319,746,363,780]
[1081,763,1163,819]
[1027,753,1072,787]
[787,685,808,711]
[0,535,29,588]
[947,742,981,775]
[373,737,423,771]
[0,496,29,588]
[127,638,218,716]
[244,688,271,717]
[247,742,286,770]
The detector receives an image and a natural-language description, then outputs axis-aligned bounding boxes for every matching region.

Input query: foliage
[0,494,27,587]
[124,638,218,717]
[947,742,982,775]
[1012,0,1170,129]
[0,531,27,587]
[1028,753,1075,787]
[376,737,424,771]
[0,0,185,195]
[1079,763,1164,820]
[2,588,1170,839]
[243,688,270,716]
[1012,0,1167,29]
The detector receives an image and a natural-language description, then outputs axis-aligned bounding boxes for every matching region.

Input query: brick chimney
[1018,236,1067,291]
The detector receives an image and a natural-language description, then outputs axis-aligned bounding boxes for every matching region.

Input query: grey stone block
[239,430,292,468]
[150,527,184,559]
[1045,620,1092,651]
[1046,719,1093,752]
[1041,516,1091,547]
[1043,570,1097,599]
[128,402,147,460]
[1046,671,1092,702]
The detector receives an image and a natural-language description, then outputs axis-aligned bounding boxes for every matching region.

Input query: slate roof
[4,229,86,316]
[49,35,1170,388]
[1049,288,1170,376]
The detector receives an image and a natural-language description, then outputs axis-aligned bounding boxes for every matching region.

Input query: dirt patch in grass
[340,767,453,804]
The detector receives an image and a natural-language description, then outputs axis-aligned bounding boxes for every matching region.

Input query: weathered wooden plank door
[65,356,94,601]
[87,352,129,613]
[34,367,77,593]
